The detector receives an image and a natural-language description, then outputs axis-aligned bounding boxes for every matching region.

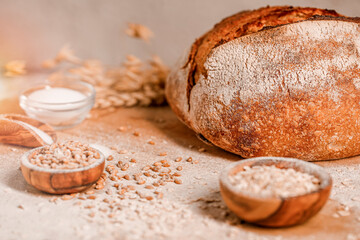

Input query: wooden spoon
[219,157,332,227]
[0,114,57,147]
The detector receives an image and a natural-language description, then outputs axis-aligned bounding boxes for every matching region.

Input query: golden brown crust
[185,6,343,105]
[209,90,360,160]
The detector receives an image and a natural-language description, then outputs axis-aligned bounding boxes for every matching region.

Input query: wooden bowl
[21,146,105,194]
[219,157,332,227]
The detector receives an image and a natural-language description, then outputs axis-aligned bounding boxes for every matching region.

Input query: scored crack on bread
[166,5,360,161]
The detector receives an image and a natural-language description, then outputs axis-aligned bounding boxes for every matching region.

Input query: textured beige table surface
[0,95,360,240]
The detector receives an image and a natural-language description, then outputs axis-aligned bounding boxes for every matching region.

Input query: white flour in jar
[28,87,86,104]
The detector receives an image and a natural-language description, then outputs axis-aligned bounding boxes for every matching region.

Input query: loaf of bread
[166,6,360,161]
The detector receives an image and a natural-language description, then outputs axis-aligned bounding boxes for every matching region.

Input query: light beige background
[0,0,359,70]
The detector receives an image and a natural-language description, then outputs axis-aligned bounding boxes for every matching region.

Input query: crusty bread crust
[185,6,342,106]
[166,6,360,161]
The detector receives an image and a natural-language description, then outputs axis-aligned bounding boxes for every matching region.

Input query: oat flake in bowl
[229,165,321,198]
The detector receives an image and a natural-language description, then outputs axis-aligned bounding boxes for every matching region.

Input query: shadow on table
[134,106,241,162]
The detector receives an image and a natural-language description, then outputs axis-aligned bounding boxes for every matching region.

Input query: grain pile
[49,126,203,213]
[54,148,197,202]
[47,139,205,239]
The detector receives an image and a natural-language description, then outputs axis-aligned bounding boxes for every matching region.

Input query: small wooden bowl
[219,157,332,227]
[21,146,105,194]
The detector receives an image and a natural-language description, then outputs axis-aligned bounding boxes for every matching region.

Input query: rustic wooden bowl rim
[21,145,105,173]
[220,157,332,201]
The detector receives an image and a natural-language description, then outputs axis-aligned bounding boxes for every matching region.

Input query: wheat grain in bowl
[220,157,332,227]
[28,141,101,169]
[21,141,105,194]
